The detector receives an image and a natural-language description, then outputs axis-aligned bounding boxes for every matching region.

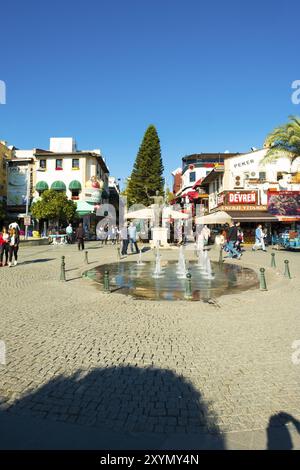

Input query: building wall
[34,154,109,201]
[0,141,12,201]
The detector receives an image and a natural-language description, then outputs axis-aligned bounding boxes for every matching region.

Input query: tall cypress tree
[127,125,164,207]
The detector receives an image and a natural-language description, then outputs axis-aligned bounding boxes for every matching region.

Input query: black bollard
[284,260,292,279]
[259,267,267,291]
[60,256,66,282]
[103,270,110,293]
[84,250,88,265]
[271,252,276,268]
[184,272,193,300]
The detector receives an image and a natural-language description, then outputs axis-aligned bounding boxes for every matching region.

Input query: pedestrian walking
[252,224,267,251]
[226,221,241,259]
[120,224,129,256]
[8,227,19,267]
[76,223,85,251]
[128,222,139,254]
[0,227,10,266]
[66,223,73,244]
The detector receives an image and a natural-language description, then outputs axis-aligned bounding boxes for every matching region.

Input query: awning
[69,180,82,191]
[35,181,49,191]
[196,211,232,225]
[226,211,278,222]
[51,181,66,191]
[125,208,154,219]
[76,200,95,216]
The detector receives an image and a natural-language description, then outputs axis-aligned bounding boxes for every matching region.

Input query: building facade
[0,140,13,203]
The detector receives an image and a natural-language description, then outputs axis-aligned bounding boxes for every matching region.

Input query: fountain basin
[84,260,259,301]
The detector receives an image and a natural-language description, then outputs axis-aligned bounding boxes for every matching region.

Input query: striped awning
[51,181,66,191]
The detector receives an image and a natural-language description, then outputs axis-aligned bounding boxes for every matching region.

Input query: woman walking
[8,227,19,267]
[0,227,10,267]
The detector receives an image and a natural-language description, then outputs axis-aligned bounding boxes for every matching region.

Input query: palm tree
[262,115,300,168]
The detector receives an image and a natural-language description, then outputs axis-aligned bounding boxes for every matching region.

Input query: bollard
[284,259,292,279]
[60,256,66,281]
[271,252,276,268]
[219,246,223,267]
[84,250,88,265]
[103,270,110,293]
[259,267,267,291]
[184,272,193,300]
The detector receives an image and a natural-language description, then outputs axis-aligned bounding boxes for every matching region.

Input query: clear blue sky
[0,0,299,188]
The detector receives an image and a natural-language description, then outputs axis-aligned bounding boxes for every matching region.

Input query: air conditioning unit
[249,171,259,179]
[234,175,244,187]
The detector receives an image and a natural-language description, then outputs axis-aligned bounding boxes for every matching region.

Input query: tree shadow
[0,365,225,449]
[267,412,300,449]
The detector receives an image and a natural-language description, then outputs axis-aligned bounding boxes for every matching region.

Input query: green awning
[35,181,49,191]
[51,181,66,191]
[76,200,95,216]
[69,180,82,191]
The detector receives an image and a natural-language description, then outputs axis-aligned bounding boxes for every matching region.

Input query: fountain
[176,246,187,279]
[196,248,205,271]
[136,249,145,267]
[202,250,214,280]
[152,252,164,278]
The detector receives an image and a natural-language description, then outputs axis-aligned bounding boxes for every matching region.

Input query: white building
[34,137,109,208]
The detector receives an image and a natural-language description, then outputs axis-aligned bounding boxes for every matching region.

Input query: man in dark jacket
[76,223,85,251]
[226,222,241,259]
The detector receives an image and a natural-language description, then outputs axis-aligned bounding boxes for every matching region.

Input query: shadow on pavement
[21,258,55,265]
[0,365,225,450]
[267,412,300,450]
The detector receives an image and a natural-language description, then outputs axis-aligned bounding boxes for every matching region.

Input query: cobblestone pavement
[0,242,300,449]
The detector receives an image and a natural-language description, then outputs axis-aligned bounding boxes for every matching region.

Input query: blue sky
[0,0,299,188]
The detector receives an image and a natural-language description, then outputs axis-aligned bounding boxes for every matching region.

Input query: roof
[182,153,241,163]
[196,167,224,187]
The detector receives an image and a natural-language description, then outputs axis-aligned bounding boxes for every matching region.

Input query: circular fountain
[84,247,259,301]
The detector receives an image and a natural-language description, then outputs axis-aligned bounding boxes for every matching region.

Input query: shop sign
[84,189,102,204]
[268,191,300,216]
[220,205,267,211]
[218,190,257,206]
[24,216,31,226]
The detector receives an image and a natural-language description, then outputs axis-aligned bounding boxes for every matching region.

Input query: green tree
[262,115,300,167]
[31,190,77,225]
[126,125,164,206]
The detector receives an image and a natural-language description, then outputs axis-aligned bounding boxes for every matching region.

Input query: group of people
[0,222,20,267]
[212,222,268,258]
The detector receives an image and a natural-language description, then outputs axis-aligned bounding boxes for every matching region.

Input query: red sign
[218,191,257,206]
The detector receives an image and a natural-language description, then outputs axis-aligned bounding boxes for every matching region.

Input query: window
[71,190,80,200]
[56,159,63,170]
[189,171,196,183]
[72,158,80,170]
[259,171,266,181]
[40,159,47,170]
